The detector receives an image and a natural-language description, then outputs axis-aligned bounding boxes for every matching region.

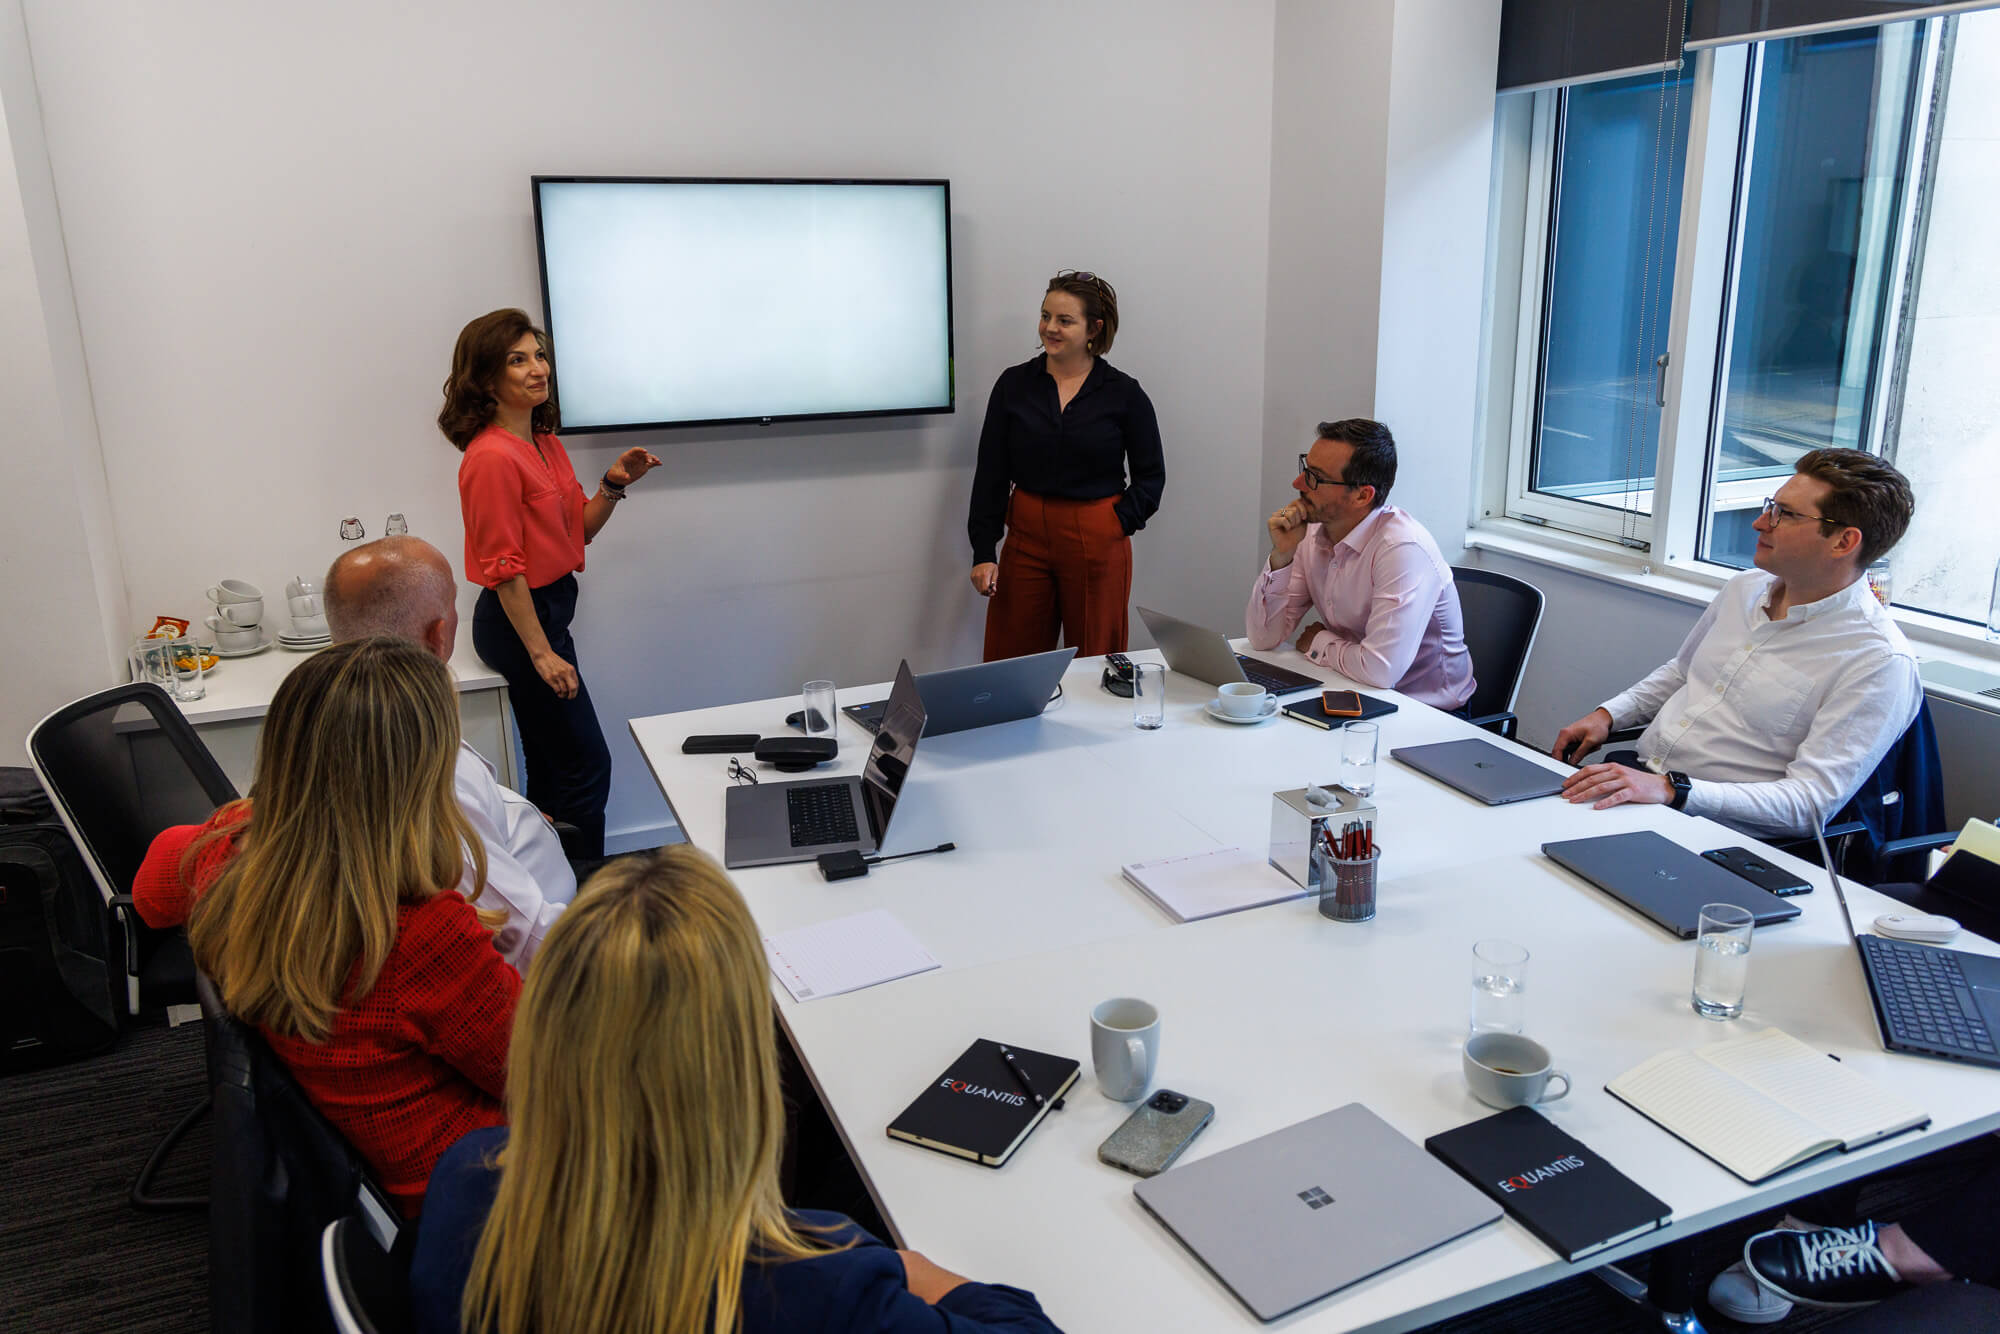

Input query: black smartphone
[681,733,760,754]
[1702,846,1813,896]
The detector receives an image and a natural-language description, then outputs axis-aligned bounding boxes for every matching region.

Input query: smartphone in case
[1321,689,1364,717]
[1702,845,1813,896]
[1097,1089,1214,1178]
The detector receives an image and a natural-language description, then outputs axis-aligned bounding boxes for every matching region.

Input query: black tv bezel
[530,175,956,434]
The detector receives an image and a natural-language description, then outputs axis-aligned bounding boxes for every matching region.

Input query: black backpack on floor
[0,768,120,1073]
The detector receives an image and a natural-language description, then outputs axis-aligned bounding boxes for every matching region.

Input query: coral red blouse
[133,812,517,1216]
[456,424,589,590]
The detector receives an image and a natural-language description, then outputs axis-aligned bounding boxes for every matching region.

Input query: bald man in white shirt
[324,536,576,966]
[1553,449,1919,842]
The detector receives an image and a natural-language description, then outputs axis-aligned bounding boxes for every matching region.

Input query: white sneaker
[1708,1260,1795,1324]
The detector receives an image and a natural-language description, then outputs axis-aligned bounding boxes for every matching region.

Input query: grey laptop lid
[723,661,927,869]
[1138,604,1250,688]
[1133,1103,1500,1322]
[1391,739,1566,805]
[840,648,1075,737]
[1542,830,1801,938]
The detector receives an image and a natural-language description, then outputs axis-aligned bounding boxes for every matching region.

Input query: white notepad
[762,908,941,1003]
[1607,1027,1929,1183]
[1121,846,1308,923]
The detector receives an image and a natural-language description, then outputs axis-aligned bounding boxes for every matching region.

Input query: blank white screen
[536,181,952,428]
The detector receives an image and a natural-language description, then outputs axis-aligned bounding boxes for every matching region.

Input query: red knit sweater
[133,812,517,1216]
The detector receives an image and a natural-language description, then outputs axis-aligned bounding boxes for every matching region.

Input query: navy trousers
[472,574,611,860]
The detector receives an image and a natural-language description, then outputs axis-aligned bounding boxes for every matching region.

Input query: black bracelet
[598,472,628,500]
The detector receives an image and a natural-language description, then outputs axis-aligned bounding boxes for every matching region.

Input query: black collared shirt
[966,354,1167,565]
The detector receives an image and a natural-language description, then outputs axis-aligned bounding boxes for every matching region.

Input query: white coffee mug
[1091,997,1160,1101]
[1462,1032,1571,1110]
[286,575,318,600]
[288,593,323,618]
[209,618,260,649]
[206,579,262,605]
[290,613,329,638]
[216,600,262,627]
[1216,681,1272,718]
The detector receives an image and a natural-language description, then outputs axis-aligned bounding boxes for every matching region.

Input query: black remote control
[1102,652,1136,698]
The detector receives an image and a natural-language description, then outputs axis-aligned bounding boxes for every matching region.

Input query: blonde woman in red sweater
[133,636,519,1216]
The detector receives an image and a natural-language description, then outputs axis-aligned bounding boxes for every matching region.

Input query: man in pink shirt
[1245,419,1476,711]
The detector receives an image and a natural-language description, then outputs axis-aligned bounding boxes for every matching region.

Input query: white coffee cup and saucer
[1204,681,1278,726]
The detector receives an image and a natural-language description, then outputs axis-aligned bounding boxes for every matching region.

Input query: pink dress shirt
[1245,505,1476,711]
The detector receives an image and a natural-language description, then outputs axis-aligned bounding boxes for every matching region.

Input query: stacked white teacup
[281,576,330,650]
[205,580,266,654]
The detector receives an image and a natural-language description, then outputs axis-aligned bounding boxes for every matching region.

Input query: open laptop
[1133,1103,1499,1322]
[1391,738,1566,805]
[840,648,1075,737]
[1541,830,1801,938]
[1819,826,2000,1068]
[723,660,927,869]
[1137,605,1321,695]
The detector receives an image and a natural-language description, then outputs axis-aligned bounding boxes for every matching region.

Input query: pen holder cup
[1269,785,1376,892]
[1317,847,1381,922]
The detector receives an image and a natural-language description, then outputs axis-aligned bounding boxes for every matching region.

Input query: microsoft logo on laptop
[1297,1186,1333,1210]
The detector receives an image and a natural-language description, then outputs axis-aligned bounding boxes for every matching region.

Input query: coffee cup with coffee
[1462,1032,1571,1110]
[1215,681,1272,719]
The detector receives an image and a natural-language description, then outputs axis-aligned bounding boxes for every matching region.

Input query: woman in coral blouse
[132,636,521,1217]
[441,308,659,860]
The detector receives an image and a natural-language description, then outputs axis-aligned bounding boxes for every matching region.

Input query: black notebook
[1424,1107,1671,1262]
[887,1039,1081,1168]
[1280,692,1399,730]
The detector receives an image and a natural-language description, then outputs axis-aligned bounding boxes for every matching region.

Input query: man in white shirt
[324,536,576,966]
[1553,448,1920,841]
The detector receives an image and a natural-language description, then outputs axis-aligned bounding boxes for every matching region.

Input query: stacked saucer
[280,577,331,652]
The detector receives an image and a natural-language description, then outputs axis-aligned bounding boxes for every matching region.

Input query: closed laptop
[1542,830,1800,938]
[1391,738,1566,805]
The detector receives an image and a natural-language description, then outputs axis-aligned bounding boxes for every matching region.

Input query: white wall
[0,0,128,760]
[19,0,1278,846]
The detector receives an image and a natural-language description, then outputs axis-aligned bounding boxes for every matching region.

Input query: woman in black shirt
[967,271,1165,661]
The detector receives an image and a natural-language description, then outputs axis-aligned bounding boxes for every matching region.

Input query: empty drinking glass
[1340,721,1379,796]
[1132,663,1166,730]
[1693,903,1755,1020]
[802,680,837,742]
[1470,939,1529,1035]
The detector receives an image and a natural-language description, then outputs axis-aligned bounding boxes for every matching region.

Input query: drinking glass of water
[1693,903,1754,1020]
[1469,939,1528,1035]
[1340,721,1379,796]
[1132,663,1166,730]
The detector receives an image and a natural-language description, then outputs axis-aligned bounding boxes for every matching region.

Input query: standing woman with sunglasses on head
[967,271,1165,661]
[441,308,660,860]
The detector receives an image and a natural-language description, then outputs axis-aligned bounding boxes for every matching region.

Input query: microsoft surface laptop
[1133,1103,1500,1322]
[1137,605,1322,695]
[840,648,1075,737]
[1391,738,1566,806]
[723,660,927,869]
[1541,830,1801,938]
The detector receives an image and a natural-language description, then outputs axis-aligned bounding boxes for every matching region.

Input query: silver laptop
[1391,738,1566,805]
[1137,605,1322,695]
[1134,1103,1499,1322]
[1542,830,1801,938]
[840,648,1076,737]
[723,660,926,869]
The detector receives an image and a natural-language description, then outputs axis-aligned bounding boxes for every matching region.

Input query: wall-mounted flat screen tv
[532,177,953,432]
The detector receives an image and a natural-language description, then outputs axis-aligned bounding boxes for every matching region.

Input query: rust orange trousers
[982,489,1132,662]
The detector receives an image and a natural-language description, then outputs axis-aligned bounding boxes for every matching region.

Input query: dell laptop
[1137,605,1321,695]
[1391,738,1566,806]
[723,660,927,870]
[840,648,1076,737]
[1541,830,1801,938]
[1134,1103,1500,1322]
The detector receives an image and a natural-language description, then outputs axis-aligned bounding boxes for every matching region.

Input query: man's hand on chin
[1559,763,1673,810]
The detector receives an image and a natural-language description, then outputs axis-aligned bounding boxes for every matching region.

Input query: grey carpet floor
[1,1019,1984,1333]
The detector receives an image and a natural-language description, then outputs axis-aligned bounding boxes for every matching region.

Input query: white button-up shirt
[1601,569,1921,841]
[454,741,577,967]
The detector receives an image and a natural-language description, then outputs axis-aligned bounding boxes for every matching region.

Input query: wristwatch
[1665,770,1692,812]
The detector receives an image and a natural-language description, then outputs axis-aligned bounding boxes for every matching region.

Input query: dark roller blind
[1688,0,2000,47]
[1499,0,1688,93]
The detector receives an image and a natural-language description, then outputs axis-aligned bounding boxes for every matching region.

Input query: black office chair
[321,1215,415,1334]
[203,971,403,1334]
[1821,1280,2000,1330]
[26,681,239,1211]
[1451,566,1545,741]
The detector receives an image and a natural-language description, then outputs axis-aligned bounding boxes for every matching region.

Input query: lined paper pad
[763,909,941,1002]
[1121,846,1307,923]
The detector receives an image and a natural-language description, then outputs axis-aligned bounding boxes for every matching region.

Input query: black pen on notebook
[997,1044,1044,1107]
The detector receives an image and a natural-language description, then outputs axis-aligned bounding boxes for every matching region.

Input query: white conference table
[629,647,2000,1333]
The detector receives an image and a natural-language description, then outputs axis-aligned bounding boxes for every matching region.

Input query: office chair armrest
[1880,830,1958,860]
[550,820,591,864]
[1604,725,1646,747]
[110,894,142,978]
[1467,712,1518,741]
